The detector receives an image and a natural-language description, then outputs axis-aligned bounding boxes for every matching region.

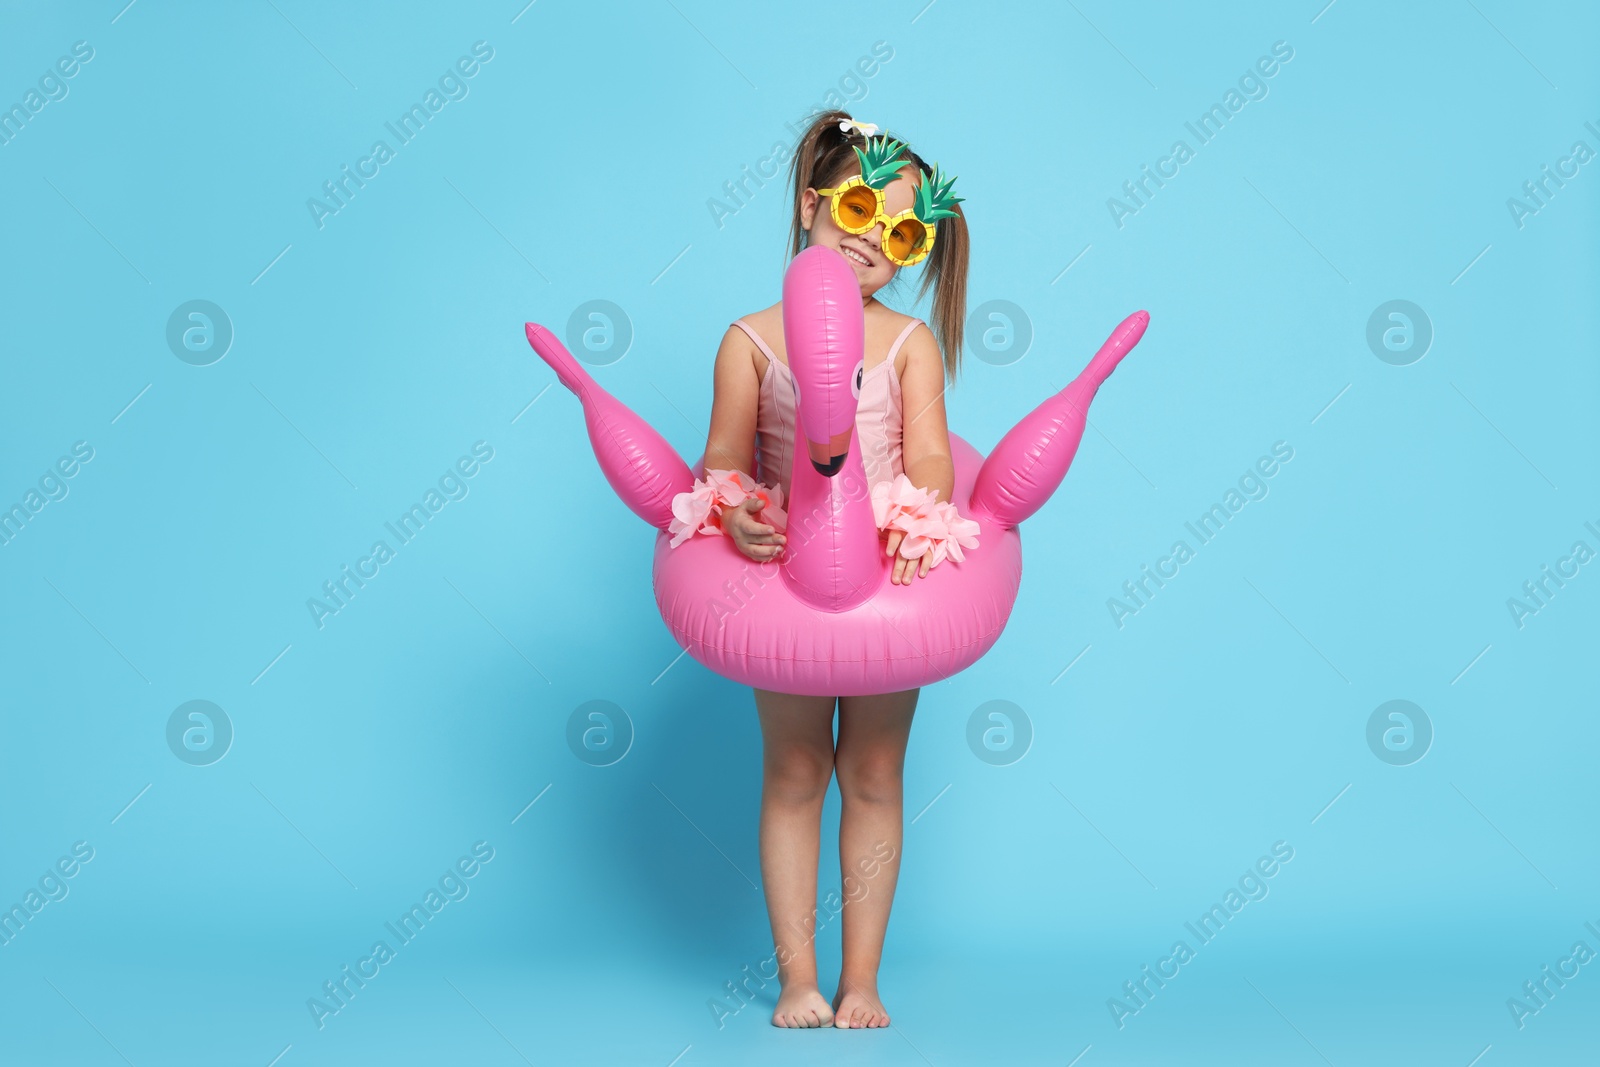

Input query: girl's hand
[884,529,930,585]
[723,496,786,562]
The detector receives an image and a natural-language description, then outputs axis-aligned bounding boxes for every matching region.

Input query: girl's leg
[830,686,918,1028]
[753,686,839,1028]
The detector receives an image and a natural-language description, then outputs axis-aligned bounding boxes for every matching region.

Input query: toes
[823,995,891,1030]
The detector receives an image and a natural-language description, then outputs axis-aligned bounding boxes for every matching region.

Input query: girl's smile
[838,242,874,268]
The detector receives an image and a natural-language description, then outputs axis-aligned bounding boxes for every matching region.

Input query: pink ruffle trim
[871,473,981,569]
[669,470,980,570]
[668,469,788,548]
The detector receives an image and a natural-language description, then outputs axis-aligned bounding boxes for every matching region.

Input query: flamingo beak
[807,432,852,476]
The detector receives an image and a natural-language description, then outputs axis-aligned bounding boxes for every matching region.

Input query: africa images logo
[306,442,494,629]
[306,42,495,230]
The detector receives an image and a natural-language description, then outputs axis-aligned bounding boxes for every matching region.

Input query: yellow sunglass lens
[836,185,879,233]
[886,219,929,263]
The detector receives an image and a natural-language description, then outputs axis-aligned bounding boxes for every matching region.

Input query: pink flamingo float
[526,246,1149,696]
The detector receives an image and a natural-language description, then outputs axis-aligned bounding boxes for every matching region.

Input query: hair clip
[837,118,879,139]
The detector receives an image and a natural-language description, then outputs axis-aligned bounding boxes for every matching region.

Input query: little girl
[698,110,970,1029]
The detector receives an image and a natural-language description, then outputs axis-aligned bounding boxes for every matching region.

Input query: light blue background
[1,1,1595,1064]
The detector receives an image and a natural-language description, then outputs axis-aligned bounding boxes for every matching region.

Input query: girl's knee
[764,745,834,802]
[836,753,904,805]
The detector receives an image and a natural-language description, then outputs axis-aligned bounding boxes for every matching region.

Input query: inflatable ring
[527,246,1148,696]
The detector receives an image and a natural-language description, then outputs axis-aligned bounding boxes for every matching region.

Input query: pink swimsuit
[731,316,924,504]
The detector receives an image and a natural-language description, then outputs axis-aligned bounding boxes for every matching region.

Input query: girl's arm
[701,327,788,562]
[702,326,761,477]
[898,324,955,504]
[885,324,956,585]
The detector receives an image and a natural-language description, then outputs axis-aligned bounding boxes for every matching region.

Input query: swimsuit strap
[886,318,924,374]
[730,319,779,366]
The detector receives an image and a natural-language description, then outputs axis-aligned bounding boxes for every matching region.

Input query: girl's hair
[786,109,970,384]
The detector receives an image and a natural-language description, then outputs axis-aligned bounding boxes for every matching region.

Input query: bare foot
[831,979,890,1028]
[772,985,834,1028]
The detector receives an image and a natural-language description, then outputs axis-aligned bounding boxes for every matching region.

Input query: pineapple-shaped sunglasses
[815,135,963,267]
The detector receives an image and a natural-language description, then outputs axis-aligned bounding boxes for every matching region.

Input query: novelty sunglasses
[814,176,935,267]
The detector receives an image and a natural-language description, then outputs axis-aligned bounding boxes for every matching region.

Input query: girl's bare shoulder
[722,302,784,376]
[865,300,920,331]
[739,302,784,336]
[747,301,918,336]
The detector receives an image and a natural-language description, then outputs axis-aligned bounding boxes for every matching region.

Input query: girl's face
[801,165,920,299]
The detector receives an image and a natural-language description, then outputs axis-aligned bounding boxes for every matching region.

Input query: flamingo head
[782,245,866,477]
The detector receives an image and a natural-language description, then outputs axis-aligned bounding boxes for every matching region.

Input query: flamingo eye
[852,359,864,399]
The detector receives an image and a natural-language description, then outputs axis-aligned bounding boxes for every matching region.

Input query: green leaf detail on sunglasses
[854,136,912,190]
[913,164,964,225]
